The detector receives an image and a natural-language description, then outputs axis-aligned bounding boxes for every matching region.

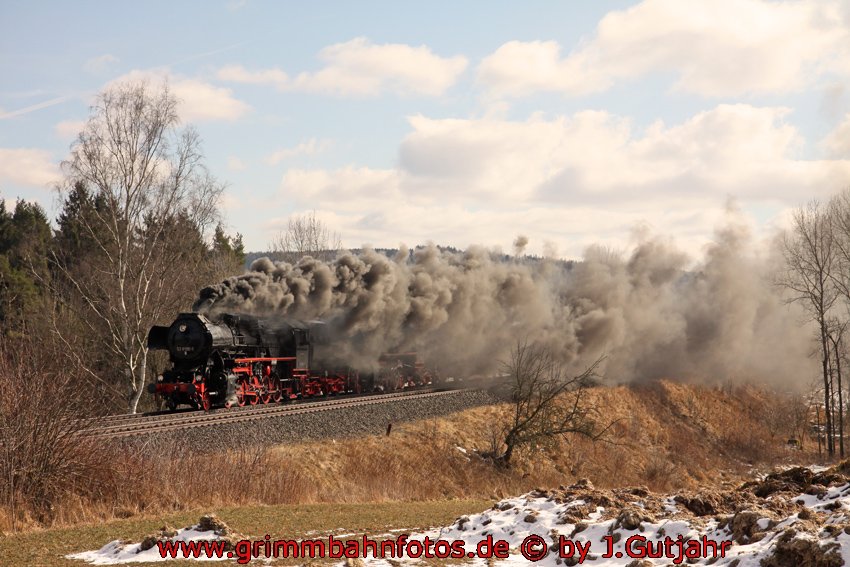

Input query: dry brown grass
[269,380,818,500]
[0,378,819,534]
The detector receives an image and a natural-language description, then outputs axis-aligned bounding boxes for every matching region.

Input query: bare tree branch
[494,339,608,467]
[777,200,838,456]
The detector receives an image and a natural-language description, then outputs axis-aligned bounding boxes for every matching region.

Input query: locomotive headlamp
[179,324,187,332]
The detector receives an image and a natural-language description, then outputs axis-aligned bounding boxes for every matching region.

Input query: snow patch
[67,527,226,564]
[67,466,850,565]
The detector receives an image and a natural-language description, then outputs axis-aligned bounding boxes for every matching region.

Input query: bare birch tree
[54,80,224,413]
[779,200,838,455]
[270,210,342,263]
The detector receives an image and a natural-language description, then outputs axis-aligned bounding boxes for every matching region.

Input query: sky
[2,0,850,260]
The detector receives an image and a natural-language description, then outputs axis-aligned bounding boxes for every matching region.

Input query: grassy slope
[271,380,815,501]
[0,380,817,564]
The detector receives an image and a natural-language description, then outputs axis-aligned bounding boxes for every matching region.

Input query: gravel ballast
[123,388,499,451]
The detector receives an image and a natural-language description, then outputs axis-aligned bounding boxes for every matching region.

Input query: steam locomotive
[147,312,433,411]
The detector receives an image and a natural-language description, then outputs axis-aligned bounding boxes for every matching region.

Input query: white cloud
[275,105,850,258]
[478,0,850,98]
[227,156,246,171]
[84,54,119,74]
[824,113,850,157]
[478,40,593,97]
[296,37,467,96]
[218,38,467,97]
[0,148,60,188]
[217,65,288,87]
[170,78,249,122]
[395,104,850,204]
[54,119,86,139]
[109,70,250,122]
[281,166,401,202]
[266,138,333,164]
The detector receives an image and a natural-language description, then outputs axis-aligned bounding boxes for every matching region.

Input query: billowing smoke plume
[513,235,529,257]
[193,220,814,387]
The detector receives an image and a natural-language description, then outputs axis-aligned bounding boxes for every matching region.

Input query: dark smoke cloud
[193,219,814,387]
[513,235,529,257]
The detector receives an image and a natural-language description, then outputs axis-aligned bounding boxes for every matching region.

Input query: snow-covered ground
[69,464,850,565]
[68,515,237,564]
[67,526,226,564]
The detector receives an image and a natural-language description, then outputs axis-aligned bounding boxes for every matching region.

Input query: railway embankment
[88,387,498,447]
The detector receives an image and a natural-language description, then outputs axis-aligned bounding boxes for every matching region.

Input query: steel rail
[83,388,468,439]
[78,387,436,429]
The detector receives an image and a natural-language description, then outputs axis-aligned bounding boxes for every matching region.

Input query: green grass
[0,499,491,566]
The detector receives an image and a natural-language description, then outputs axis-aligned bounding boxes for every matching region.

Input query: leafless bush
[497,340,607,466]
[762,392,811,447]
[722,428,771,462]
[642,452,680,491]
[0,344,119,531]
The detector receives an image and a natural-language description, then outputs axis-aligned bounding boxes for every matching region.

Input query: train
[147,312,434,411]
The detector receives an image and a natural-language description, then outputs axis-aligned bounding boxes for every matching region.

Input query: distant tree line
[254,240,577,270]
[0,81,244,413]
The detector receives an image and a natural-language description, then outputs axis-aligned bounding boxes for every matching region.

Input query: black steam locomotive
[147,312,432,410]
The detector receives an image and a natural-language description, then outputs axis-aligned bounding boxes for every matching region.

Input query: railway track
[82,388,467,439]
[76,407,195,427]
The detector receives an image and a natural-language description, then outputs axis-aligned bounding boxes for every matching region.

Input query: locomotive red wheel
[261,376,272,404]
[236,380,248,407]
[271,378,283,403]
[194,383,211,411]
[248,375,262,405]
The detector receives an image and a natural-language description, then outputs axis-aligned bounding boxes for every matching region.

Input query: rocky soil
[430,462,850,566]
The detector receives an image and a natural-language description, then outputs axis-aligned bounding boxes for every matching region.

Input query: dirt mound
[197,513,231,535]
[196,513,244,551]
[138,525,178,552]
[741,464,850,499]
[761,527,844,567]
[137,514,244,554]
[613,507,655,531]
